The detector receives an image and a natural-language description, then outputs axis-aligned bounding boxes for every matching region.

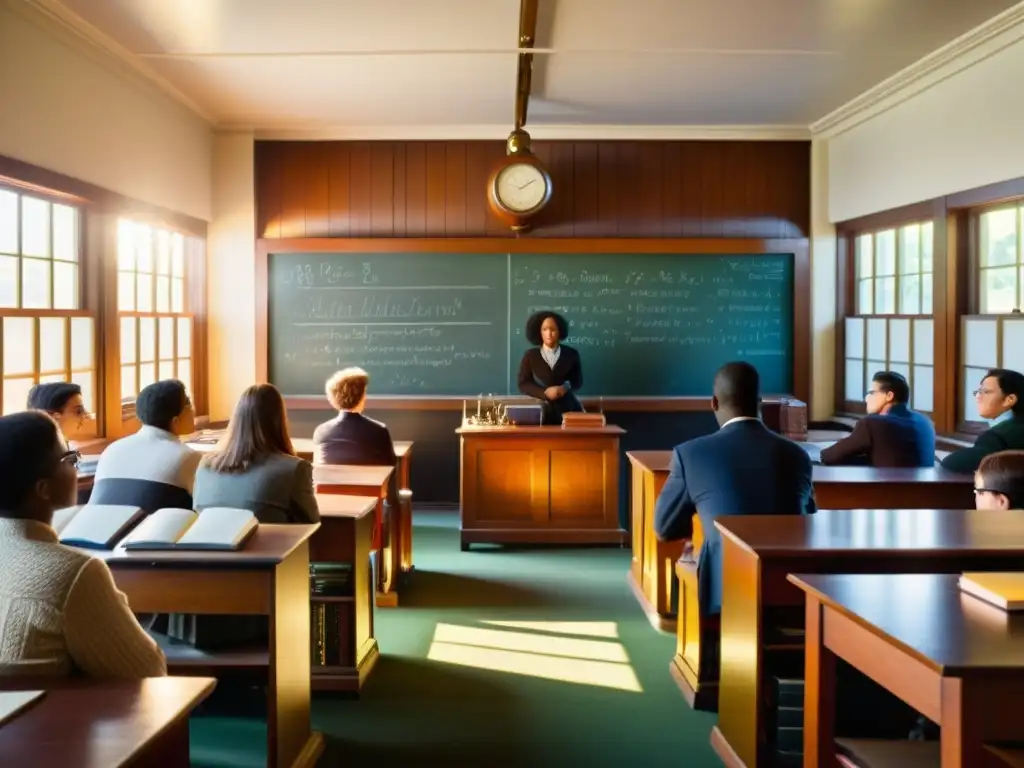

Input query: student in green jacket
[942,368,1024,473]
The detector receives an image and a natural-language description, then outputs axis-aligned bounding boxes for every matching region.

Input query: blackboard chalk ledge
[280,395,795,413]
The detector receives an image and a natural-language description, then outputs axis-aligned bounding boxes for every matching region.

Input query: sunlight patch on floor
[479,620,619,639]
[426,621,642,693]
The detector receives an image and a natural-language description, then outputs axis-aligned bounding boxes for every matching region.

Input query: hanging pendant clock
[487,129,552,232]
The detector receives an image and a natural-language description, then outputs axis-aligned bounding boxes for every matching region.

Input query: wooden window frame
[0,155,209,442]
[835,202,944,424]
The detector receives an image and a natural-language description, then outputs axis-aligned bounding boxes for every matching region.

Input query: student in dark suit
[820,370,936,467]
[517,310,584,425]
[942,368,1024,473]
[973,450,1024,510]
[653,361,816,614]
[312,367,397,467]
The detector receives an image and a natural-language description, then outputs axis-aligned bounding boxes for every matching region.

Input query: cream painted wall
[208,132,257,421]
[827,25,1024,223]
[0,1,212,220]
[809,139,836,420]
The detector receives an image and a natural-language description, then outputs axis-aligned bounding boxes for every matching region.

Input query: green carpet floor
[190,510,717,767]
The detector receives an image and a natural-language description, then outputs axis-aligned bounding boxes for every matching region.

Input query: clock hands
[517,179,537,190]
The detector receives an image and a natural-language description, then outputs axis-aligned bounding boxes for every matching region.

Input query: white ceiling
[30,0,1024,136]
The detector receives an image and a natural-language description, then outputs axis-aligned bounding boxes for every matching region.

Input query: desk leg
[135,718,190,767]
[939,678,986,768]
[399,453,414,572]
[269,541,324,768]
[804,595,837,768]
[376,497,399,608]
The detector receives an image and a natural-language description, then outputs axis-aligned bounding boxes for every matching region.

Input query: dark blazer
[941,412,1024,473]
[312,411,396,467]
[192,453,320,524]
[819,404,936,467]
[653,418,816,614]
[517,345,584,424]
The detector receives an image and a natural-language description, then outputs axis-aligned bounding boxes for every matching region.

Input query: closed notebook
[56,505,146,549]
[122,507,257,551]
[959,572,1024,611]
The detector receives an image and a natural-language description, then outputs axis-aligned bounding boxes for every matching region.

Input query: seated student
[654,361,816,615]
[312,367,397,467]
[973,450,1024,510]
[27,381,89,444]
[193,383,320,524]
[820,370,936,467]
[91,380,201,512]
[942,368,1024,473]
[0,411,166,678]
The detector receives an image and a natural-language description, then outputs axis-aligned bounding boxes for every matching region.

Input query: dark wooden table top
[314,494,377,519]
[312,464,394,487]
[0,676,215,767]
[788,573,1024,675]
[716,509,1024,556]
[626,450,673,472]
[812,465,971,484]
[74,523,319,567]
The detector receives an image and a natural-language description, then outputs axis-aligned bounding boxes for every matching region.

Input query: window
[0,186,96,426]
[978,204,1023,314]
[0,188,80,310]
[844,317,934,414]
[959,315,1024,425]
[117,219,194,403]
[855,223,933,315]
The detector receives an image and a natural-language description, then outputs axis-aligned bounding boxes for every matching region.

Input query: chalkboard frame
[256,237,811,412]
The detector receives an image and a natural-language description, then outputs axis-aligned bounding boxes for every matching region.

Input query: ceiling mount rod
[514,0,539,131]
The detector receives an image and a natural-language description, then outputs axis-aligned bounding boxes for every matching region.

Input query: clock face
[495,163,548,213]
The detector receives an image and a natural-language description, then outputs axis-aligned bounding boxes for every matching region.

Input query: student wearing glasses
[820,371,936,467]
[973,450,1024,510]
[941,368,1024,473]
[0,411,166,678]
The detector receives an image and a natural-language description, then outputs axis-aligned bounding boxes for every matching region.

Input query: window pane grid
[978,203,1023,313]
[853,221,933,318]
[0,189,80,310]
[0,314,97,417]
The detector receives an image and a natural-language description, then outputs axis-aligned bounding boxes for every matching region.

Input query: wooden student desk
[792,573,1024,768]
[812,465,974,509]
[0,677,216,768]
[312,464,398,607]
[82,524,323,768]
[626,450,678,631]
[309,494,380,693]
[457,425,627,550]
[625,452,972,633]
[709,509,1024,768]
[187,435,417,573]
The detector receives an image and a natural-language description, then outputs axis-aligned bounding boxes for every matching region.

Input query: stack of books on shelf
[310,563,354,668]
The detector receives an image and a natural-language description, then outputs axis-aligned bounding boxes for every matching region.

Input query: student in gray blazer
[175,383,318,651]
[192,383,319,524]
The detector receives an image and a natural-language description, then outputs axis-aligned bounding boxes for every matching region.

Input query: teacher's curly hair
[525,310,570,346]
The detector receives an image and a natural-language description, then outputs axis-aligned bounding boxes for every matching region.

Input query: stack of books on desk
[779,398,807,441]
[562,412,606,428]
[309,563,354,668]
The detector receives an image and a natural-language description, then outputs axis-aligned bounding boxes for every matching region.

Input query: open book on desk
[54,505,146,549]
[121,507,258,551]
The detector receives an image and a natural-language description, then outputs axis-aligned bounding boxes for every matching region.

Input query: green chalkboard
[267,251,794,398]
[508,253,793,396]
[268,252,509,395]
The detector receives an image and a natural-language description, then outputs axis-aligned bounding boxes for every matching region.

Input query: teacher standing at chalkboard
[518,310,585,425]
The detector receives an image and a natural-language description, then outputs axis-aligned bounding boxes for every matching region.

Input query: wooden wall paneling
[255,140,812,240]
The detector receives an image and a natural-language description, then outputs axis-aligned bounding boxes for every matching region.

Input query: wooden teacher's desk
[82,524,323,768]
[456,424,626,550]
[626,450,678,631]
[309,494,380,693]
[0,677,216,768]
[710,509,1024,768]
[792,573,1024,768]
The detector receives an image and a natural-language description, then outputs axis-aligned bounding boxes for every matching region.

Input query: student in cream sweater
[0,411,166,679]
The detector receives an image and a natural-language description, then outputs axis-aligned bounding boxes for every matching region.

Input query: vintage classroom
[2,1,1024,767]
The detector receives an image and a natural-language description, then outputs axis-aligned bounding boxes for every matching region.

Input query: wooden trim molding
[255,237,813,412]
